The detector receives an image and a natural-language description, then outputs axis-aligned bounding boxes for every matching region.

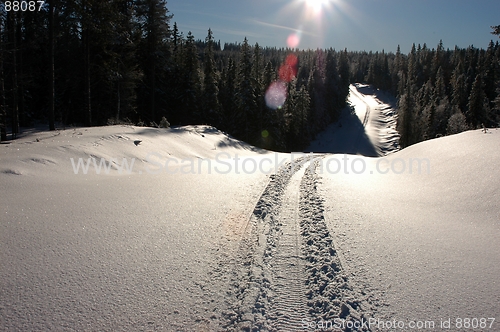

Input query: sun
[305,0,330,13]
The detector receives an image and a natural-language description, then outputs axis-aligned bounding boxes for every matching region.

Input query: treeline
[0,0,349,151]
[1,1,499,151]
[349,38,500,147]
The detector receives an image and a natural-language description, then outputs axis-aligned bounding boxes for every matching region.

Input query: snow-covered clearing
[1,85,499,331]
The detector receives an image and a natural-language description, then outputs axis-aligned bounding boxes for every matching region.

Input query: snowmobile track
[222,156,370,331]
[270,163,312,331]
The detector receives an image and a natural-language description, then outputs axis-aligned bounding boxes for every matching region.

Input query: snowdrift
[320,128,500,323]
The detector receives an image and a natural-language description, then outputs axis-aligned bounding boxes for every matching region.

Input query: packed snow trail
[221,157,369,331]
[349,85,371,127]
[270,161,311,331]
[307,83,399,156]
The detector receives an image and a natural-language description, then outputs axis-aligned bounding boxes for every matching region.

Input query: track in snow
[221,157,370,331]
[349,85,371,127]
[270,162,312,331]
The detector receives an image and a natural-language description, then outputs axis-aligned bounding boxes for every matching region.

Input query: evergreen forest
[1,1,499,151]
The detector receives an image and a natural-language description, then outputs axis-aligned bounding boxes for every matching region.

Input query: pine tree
[48,0,55,130]
[0,10,7,140]
[447,110,468,135]
[293,85,311,148]
[307,51,327,133]
[433,67,447,102]
[182,31,200,124]
[202,28,220,126]
[135,0,172,123]
[397,78,415,147]
[172,22,182,59]
[392,45,404,96]
[451,59,468,113]
[81,0,92,126]
[466,74,486,128]
[491,25,500,37]
[235,37,256,142]
[252,43,264,134]
[220,57,237,132]
[324,50,340,119]
[338,49,350,104]
[407,44,419,87]
[113,0,141,123]
[7,11,19,136]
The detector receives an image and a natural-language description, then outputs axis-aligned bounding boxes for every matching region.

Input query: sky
[167,0,500,53]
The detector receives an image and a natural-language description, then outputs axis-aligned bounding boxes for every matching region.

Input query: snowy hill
[1,116,499,329]
[320,128,500,327]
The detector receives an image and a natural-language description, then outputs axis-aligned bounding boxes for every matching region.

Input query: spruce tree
[447,110,468,135]
[491,25,500,37]
[466,74,486,128]
[338,49,350,104]
[135,0,172,123]
[252,43,264,134]
[0,11,6,140]
[324,51,340,119]
[182,31,201,124]
[202,28,220,126]
[392,45,404,96]
[48,0,55,130]
[397,78,415,147]
[220,57,237,132]
[236,37,256,142]
[6,11,19,136]
[113,0,141,123]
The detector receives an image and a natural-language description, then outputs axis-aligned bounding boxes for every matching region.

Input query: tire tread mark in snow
[270,161,313,331]
[223,156,370,331]
[223,157,311,331]
[299,159,370,331]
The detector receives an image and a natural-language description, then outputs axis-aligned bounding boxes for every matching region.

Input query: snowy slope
[0,125,275,331]
[319,129,500,328]
[1,117,499,330]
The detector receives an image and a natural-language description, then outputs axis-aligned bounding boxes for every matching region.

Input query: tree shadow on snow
[355,84,397,109]
[306,105,379,157]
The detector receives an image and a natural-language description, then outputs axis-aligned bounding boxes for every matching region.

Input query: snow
[319,129,500,326]
[1,85,499,331]
[307,83,399,157]
[1,125,274,330]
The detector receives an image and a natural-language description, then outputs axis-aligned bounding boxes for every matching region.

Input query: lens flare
[279,54,298,82]
[287,33,300,48]
[265,81,287,110]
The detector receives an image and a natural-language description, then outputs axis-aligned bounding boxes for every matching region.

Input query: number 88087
[3,1,46,12]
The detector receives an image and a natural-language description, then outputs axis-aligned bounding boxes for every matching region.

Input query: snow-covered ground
[1,85,499,331]
[308,83,399,157]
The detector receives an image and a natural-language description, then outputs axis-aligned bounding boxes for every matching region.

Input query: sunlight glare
[305,0,329,14]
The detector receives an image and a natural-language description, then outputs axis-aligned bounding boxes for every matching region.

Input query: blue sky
[167,0,500,53]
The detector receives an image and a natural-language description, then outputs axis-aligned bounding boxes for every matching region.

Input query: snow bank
[0,125,272,331]
[320,128,500,325]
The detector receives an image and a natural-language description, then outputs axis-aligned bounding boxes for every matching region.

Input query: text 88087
[2,1,45,12]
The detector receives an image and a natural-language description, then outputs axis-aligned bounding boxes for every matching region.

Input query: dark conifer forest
[0,1,499,150]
